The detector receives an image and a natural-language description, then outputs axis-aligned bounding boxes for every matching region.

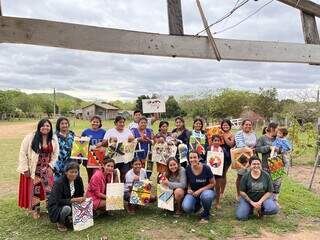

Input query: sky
[0,0,319,101]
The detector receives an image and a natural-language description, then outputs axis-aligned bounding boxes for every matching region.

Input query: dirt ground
[288,165,320,195]
[0,122,36,139]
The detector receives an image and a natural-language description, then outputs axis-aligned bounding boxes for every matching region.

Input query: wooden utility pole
[277,0,320,17]
[301,12,320,44]
[167,0,184,35]
[53,88,56,118]
[309,118,320,190]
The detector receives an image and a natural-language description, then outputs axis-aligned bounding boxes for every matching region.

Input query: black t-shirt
[240,170,273,202]
[186,164,214,192]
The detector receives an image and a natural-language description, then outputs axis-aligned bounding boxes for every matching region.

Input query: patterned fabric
[189,130,207,162]
[54,131,75,181]
[32,145,53,211]
[70,181,75,196]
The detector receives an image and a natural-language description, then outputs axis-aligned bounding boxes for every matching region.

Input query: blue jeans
[236,196,279,220]
[182,189,216,220]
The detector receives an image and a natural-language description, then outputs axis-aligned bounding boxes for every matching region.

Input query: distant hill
[30,92,84,102]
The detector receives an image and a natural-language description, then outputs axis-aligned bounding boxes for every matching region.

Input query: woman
[234,119,257,200]
[182,151,216,224]
[218,119,235,206]
[172,116,190,167]
[255,122,282,198]
[160,157,186,217]
[48,162,85,231]
[131,116,153,177]
[86,157,119,212]
[236,156,279,220]
[81,115,106,182]
[124,158,149,214]
[188,117,208,163]
[17,118,59,219]
[154,120,171,174]
[54,117,75,181]
[100,116,134,181]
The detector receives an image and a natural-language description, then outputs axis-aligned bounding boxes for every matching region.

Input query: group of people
[17,110,291,231]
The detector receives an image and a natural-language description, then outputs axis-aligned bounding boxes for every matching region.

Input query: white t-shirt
[103,128,133,142]
[124,168,148,192]
[128,118,152,130]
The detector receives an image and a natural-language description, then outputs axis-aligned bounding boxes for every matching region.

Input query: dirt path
[234,230,320,240]
[0,122,36,139]
[288,165,320,195]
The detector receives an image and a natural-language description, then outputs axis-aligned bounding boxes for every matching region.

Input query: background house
[81,102,119,120]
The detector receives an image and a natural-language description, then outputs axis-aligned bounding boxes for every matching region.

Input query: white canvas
[72,198,94,231]
[157,184,174,211]
[106,183,124,211]
[142,99,166,113]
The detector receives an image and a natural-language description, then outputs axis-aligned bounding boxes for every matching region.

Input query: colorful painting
[142,99,166,113]
[207,150,224,176]
[106,183,124,211]
[70,136,90,160]
[178,143,188,164]
[87,147,106,168]
[267,155,286,181]
[157,184,174,211]
[130,180,152,206]
[112,140,138,164]
[72,198,94,231]
[189,135,206,156]
[206,125,224,145]
[231,147,253,170]
[152,143,177,165]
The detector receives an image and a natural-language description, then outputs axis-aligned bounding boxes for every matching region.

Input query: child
[208,134,224,209]
[273,127,292,169]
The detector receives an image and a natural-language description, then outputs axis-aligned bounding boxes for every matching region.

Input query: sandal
[173,211,182,218]
[199,218,209,224]
[31,211,40,220]
[56,223,68,232]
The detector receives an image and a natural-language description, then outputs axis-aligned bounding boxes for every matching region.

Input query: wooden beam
[277,0,320,18]
[0,0,2,16]
[301,11,320,44]
[196,0,221,61]
[167,0,184,35]
[0,16,320,64]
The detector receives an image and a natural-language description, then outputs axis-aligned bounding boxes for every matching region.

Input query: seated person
[160,157,186,217]
[48,162,85,232]
[182,151,216,224]
[86,157,119,214]
[236,156,279,220]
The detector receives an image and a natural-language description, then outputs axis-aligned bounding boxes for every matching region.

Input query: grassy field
[0,119,319,239]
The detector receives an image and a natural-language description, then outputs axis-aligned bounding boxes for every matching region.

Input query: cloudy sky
[0,0,319,101]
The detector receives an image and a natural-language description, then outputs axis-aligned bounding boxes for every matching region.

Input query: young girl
[81,116,106,182]
[208,134,225,209]
[48,162,85,231]
[124,159,149,214]
[160,157,186,217]
[86,157,119,213]
[182,151,216,224]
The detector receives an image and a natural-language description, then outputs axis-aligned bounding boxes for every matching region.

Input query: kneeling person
[236,156,279,220]
[48,162,85,232]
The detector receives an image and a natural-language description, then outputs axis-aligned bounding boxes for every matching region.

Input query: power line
[194,0,250,36]
[213,0,274,35]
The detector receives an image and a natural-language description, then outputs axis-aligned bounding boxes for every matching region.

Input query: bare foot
[199,218,209,224]
[215,203,222,209]
[31,211,40,220]
[173,210,182,218]
[56,223,68,232]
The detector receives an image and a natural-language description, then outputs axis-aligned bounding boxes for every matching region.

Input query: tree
[252,88,279,120]
[0,91,16,119]
[135,95,150,112]
[165,96,182,118]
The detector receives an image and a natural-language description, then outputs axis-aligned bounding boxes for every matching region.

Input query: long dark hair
[165,157,181,181]
[158,120,169,132]
[56,116,70,132]
[193,117,204,132]
[220,119,232,132]
[31,118,53,153]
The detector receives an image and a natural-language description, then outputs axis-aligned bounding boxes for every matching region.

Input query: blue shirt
[81,128,106,146]
[131,127,153,160]
[186,164,214,192]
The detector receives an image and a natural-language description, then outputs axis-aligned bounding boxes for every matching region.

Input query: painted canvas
[87,147,106,168]
[178,143,188,164]
[106,183,124,211]
[231,147,253,170]
[130,180,152,206]
[70,136,90,160]
[189,135,206,156]
[142,99,166,113]
[112,140,138,164]
[206,125,225,145]
[157,184,174,211]
[207,150,224,176]
[72,198,94,231]
[152,143,177,165]
[267,155,286,181]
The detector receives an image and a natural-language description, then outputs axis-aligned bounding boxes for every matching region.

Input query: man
[128,110,159,130]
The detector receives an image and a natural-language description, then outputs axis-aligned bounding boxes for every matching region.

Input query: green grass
[0,120,319,239]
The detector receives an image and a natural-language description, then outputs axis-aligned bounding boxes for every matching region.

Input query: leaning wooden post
[167,0,184,35]
[300,11,320,65]
[309,118,320,190]
[0,0,2,16]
